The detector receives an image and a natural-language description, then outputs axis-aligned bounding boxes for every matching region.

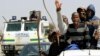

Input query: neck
[74,22,79,29]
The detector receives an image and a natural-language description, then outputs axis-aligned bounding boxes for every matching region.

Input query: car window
[6,23,21,31]
[24,23,38,31]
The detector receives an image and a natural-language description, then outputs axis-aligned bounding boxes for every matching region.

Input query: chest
[68,27,85,33]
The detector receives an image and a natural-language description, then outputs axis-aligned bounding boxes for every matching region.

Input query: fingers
[55,0,59,4]
[55,0,59,7]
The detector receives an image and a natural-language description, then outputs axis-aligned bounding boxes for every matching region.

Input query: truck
[1,15,50,56]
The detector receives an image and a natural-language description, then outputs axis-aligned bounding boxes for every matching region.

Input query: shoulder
[92,16,100,20]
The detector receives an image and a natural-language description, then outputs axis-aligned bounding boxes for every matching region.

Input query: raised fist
[55,0,62,11]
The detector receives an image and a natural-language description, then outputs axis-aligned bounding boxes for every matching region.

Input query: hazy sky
[0,0,100,31]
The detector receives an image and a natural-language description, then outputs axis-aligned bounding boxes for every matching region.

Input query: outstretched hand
[55,0,62,11]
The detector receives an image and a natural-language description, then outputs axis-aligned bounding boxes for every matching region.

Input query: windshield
[20,43,51,56]
[24,22,38,31]
[6,23,21,31]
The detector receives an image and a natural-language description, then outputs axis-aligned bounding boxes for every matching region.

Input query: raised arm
[55,0,68,34]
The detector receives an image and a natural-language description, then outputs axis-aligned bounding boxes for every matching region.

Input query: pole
[2,16,8,22]
[37,16,41,56]
[42,0,56,28]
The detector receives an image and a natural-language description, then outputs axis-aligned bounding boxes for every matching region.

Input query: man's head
[48,31,60,42]
[71,12,80,24]
[77,7,87,22]
[86,4,95,19]
[62,15,68,24]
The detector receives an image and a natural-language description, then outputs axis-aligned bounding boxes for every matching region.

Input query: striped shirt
[66,23,90,41]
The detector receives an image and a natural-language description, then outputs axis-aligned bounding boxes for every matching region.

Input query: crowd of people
[47,0,100,56]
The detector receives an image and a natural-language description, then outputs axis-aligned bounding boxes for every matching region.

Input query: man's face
[72,13,80,24]
[79,9,86,19]
[63,18,68,24]
[86,9,93,18]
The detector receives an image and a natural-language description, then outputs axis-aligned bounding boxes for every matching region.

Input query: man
[77,7,87,22]
[62,15,69,25]
[48,31,67,56]
[29,11,38,20]
[86,4,100,21]
[66,12,90,49]
[86,4,100,49]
